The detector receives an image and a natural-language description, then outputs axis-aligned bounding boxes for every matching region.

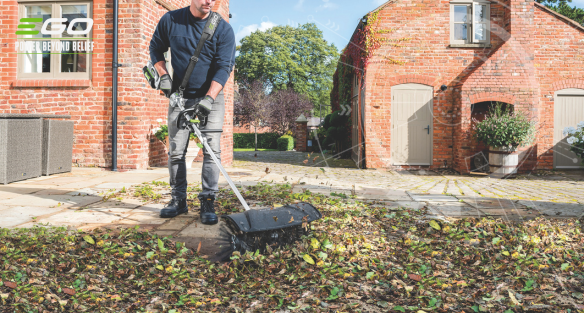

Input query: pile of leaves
[1,183,584,312]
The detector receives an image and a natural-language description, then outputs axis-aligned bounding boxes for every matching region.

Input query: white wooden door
[391,84,433,165]
[554,88,584,168]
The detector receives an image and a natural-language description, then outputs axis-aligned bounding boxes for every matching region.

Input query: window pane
[61,5,89,38]
[474,23,486,41]
[454,24,468,41]
[22,6,51,39]
[22,41,51,73]
[454,6,468,23]
[59,41,87,72]
[474,4,487,23]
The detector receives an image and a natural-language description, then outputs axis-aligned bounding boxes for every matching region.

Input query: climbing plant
[327,6,410,158]
[331,7,410,111]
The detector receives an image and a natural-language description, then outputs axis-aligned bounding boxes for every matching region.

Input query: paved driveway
[234,151,584,222]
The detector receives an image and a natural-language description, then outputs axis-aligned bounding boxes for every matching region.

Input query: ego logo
[16,18,93,35]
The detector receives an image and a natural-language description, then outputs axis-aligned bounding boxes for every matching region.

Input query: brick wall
[358,0,584,173]
[295,121,307,152]
[233,123,273,134]
[0,0,234,169]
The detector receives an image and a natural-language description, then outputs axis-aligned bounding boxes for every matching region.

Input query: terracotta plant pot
[164,137,169,151]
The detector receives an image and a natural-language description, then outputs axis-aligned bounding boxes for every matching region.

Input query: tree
[234,79,272,151]
[236,23,339,113]
[269,88,313,136]
[536,0,584,25]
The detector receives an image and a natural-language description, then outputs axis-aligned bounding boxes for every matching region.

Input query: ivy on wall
[331,8,410,111]
[326,5,410,158]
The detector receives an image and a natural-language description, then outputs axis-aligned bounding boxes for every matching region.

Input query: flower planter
[488,146,518,178]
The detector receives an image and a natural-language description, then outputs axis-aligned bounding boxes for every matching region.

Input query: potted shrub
[153,119,169,149]
[472,103,536,178]
[563,121,584,165]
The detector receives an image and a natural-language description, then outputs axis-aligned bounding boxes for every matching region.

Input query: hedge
[277,135,295,151]
[233,133,280,149]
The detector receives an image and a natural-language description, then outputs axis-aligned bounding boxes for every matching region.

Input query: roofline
[343,0,398,52]
[534,2,584,33]
[341,2,584,54]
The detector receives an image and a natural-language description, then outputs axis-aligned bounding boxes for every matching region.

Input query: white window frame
[17,0,92,80]
[450,0,490,45]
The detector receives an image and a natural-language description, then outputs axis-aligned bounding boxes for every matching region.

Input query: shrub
[233,133,280,149]
[472,103,536,149]
[277,135,295,151]
[563,121,584,164]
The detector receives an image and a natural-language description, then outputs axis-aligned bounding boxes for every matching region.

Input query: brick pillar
[295,114,308,152]
[214,0,233,167]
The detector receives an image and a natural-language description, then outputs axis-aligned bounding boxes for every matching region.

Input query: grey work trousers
[167,91,224,200]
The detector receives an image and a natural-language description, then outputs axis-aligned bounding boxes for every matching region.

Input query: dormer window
[450,1,490,46]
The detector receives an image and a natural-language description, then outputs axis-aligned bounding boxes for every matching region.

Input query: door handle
[424,125,430,134]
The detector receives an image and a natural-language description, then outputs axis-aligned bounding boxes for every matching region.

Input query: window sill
[12,79,91,88]
[449,44,492,48]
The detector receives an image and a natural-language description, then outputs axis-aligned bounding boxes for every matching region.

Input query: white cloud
[295,0,305,10]
[235,21,277,44]
[316,0,338,12]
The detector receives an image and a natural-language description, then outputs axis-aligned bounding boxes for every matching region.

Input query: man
[149,0,235,224]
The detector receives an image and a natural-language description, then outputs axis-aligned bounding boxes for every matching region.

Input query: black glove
[196,95,214,118]
[159,74,173,98]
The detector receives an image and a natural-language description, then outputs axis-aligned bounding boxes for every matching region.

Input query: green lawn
[233,148,278,152]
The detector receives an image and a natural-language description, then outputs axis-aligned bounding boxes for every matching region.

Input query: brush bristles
[212,220,311,262]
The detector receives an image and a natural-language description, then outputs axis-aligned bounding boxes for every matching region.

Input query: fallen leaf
[289,216,294,223]
[303,254,315,265]
[83,236,95,245]
[62,288,75,296]
[408,274,422,281]
[3,281,16,289]
[273,216,278,222]
[508,290,520,305]
[303,160,308,164]
[197,241,202,254]
[429,220,441,231]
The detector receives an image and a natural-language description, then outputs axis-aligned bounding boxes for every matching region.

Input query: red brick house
[348,0,584,173]
[0,0,234,170]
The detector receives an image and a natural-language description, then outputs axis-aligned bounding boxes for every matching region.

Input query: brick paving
[233,151,584,222]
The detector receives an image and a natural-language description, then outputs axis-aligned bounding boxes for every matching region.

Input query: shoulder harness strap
[179,12,223,94]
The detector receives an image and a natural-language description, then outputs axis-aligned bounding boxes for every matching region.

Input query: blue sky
[230,0,584,51]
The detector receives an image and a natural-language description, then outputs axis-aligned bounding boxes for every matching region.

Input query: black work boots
[198,194,218,225]
[159,198,188,218]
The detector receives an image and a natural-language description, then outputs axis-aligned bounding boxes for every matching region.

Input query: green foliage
[233,133,280,149]
[153,123,168,142]
[337,57,353,110]
[276,135,295,151]
[537,0,584,25]
[472,102,536,148]
[236,23,339,110]
[320,110,351,156]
